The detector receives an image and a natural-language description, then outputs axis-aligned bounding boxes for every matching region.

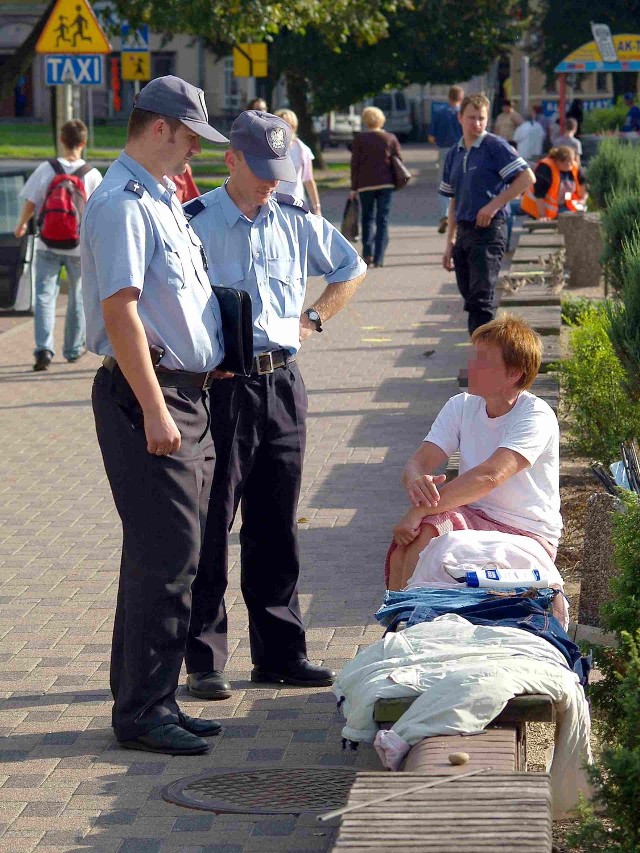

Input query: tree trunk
[286,69,326,169]
[0,0,57,103]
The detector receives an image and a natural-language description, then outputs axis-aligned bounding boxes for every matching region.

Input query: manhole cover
[162,766,358,814]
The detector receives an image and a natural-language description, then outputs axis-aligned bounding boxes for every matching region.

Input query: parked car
[314,107,362,149]
[371,91,414,140]
[0,169,35,313]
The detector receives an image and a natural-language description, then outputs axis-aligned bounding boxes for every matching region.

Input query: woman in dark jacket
[349,106,402,267]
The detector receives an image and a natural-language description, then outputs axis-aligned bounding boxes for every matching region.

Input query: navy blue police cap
[229,110,296,182]
[134,75,228,144]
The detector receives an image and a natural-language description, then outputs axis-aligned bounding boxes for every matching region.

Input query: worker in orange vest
[520,146,587,220]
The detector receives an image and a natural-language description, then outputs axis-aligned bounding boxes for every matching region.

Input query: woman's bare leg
[388,524,439,590]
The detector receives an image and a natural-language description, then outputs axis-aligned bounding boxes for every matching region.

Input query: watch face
[308,310,320,322]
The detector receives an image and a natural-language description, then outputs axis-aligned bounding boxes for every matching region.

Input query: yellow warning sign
[121,51,151,81]
[233,43,268,78]
[36,0,112,54]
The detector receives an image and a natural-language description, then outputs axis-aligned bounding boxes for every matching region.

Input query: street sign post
[45,54,103,85]
[233,43,268,78]
[36,0,111,54]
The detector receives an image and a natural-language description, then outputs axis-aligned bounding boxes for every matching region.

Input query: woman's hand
[348,191,357,201]
[393,517,421,546]
[406,473,447,508]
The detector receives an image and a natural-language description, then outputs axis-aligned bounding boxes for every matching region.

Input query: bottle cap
[466,571,479,587]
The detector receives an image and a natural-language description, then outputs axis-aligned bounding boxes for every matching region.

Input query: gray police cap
[134,75,228,144]
[229,110,296,182]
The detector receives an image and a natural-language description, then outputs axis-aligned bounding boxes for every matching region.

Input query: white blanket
[333,615,592,819]
[407,529,564,589]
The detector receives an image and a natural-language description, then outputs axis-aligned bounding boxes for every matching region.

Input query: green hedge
[558,303,640,463]
[607,231,640,394]
[582,98,630,134]
[600,193,640,294]
[587,138,640,209]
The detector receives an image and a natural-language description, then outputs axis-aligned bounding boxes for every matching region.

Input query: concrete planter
[578,492,621,628]
[557,211,603,290]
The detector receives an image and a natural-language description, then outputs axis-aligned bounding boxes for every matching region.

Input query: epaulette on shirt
[273,192,309,213]
[183,198,206,220]
[124,179,144,198]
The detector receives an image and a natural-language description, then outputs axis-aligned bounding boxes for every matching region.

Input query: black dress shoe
[187,670,232,700]
[178,710,222,737]
[119,723,209,755]
[251,659,336,687]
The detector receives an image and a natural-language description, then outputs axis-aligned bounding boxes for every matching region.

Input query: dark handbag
[211,285,253,376]
[391,155,411,190]
[341,196,360,241]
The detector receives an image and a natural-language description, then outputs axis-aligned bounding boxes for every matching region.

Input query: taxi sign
[36,0,111,55]
[45,54,103,85]
[121,51,151,81]
[233,43,268,78]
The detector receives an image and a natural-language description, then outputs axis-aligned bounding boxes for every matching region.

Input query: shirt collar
[457,131,487,150]
[118,151,172,201]
[220,182,270,227]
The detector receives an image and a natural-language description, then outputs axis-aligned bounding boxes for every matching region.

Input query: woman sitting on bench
[387,314,561,591]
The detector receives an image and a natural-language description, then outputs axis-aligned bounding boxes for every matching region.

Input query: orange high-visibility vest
[520,158,581,220]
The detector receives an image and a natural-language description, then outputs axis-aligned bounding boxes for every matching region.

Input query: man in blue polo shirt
[439,93,534,335]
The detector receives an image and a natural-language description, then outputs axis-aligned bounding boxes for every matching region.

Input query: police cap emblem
[268,127,286,153]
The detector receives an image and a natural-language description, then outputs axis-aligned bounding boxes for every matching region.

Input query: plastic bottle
[465,566,550,588]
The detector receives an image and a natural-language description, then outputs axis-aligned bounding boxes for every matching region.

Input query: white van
[371,91,413,140]
[314,106,362,148]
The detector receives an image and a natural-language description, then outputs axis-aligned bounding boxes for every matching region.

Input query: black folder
[211,285,253,376]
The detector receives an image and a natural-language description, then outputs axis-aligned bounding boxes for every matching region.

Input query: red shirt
[172,165,200,204]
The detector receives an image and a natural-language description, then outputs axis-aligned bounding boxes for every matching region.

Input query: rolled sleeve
[306,214,366,283]
[84,194,154,300]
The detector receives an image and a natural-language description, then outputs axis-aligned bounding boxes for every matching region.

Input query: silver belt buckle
[256,352,275,375]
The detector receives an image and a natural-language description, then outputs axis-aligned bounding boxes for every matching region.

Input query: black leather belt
[102,356,216,390]
[251,349,296,376]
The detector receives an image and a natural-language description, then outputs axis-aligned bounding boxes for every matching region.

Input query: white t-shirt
[277,137,314,201]
[20,157,103,257]
[425,391,562,543]
[513,121,545,162]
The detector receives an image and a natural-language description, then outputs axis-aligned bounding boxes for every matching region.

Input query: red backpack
[37,159,92,250]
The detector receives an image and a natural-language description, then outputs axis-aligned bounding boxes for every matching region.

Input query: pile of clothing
[333,530,593,819]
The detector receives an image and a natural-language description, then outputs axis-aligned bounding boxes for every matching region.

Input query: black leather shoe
[177,710,222,737]
[33,350,52,372]
[251,659,336,687]
[119,723,209,755]
[187,670,232,700]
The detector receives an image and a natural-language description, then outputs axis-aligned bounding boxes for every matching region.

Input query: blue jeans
[360,188,393,265]
[34,247,85,359]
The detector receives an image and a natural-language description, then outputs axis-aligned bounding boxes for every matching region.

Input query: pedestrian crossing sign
[121,51,151,81]
[36,0,111,55]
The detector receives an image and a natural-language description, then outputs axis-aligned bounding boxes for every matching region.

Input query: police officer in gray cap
[182,110,367,700]
[81,76,229,755]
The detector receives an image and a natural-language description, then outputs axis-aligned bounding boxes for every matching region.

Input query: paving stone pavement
[0,146,470,852]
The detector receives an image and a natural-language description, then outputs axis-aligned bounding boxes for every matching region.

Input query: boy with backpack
[14,119,102,371]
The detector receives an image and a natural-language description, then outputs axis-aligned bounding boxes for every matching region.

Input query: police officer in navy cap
[81,76,230,755]
[183,110,367,700]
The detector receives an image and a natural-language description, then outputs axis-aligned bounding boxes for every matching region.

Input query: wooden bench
[517,233,565,250]
[500,284,562,308]
[331,771,553,852]
[523,219,558,232]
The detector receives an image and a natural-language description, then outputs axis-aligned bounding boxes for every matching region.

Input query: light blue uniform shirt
[81,152,224,371]
[187,185,366,356]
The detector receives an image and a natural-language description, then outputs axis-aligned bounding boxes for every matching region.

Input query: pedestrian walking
[349,105,403,267]
[513,111,545,164]
[274,108,322,214]
[183,110,366,701]
[440,93,534,335]
[13,119,102,371]
[428,85,464,233]
[553,118,582,164]
[80,75,229,756]
[493,99,523,145]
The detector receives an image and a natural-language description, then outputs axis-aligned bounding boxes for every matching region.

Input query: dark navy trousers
[92,366,214,742]
[185,362,308,673]
[452,218,507,335]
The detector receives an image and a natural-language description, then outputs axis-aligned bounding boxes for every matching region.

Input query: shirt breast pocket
[209,261,244,288]
[164,241,185,290]
[268,258,302,318]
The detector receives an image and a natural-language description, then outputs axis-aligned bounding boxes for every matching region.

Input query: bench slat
[374,693,555,724]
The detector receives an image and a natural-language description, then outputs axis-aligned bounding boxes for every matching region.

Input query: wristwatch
[304,308,323,332]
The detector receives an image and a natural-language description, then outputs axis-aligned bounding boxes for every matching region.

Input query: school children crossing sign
[36,0,112,54]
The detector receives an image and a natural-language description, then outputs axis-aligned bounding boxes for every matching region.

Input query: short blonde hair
[362,106,386,129]
[471,314,542,391]
[548,145,575,165]
[460,92,490,116]
[275,108,298,134]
